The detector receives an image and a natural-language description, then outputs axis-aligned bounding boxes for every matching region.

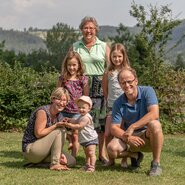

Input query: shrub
[138,64,185,134]
[0,61,58,130]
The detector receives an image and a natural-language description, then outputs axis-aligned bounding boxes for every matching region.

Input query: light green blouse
[73,37,107,76]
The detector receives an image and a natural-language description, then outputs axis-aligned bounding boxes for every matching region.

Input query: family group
[22,16,163,176]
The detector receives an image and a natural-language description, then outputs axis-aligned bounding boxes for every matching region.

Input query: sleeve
[82,75,89,86]
[145,87,158,107]
[78,116,89,127]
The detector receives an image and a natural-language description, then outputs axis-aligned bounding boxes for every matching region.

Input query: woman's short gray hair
[79,16,99,32]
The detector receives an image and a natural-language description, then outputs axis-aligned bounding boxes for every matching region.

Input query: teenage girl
[102,43,130,167]
[57,51,89,157]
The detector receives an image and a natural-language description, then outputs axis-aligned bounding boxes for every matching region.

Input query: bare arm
[111,122,145,147]
[105,43,110,67]
[111,123,128,142]
[113,105,159,147]
[126,104,159,135]
[83,77,90,96]
[34,110,58,138]
[102,70,108,100]
[64,117,88,130]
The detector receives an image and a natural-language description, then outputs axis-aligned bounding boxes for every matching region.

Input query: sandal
[86,165,95,172]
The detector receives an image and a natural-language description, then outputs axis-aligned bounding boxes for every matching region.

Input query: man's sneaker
[130,152,144,169]
[149,161,162,176]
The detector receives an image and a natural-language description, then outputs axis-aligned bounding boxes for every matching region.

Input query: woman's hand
[55,121,67,128]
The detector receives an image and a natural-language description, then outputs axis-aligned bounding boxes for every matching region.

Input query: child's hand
[62,117,72,123]
[64,122,72,128]
[62,117,69,122]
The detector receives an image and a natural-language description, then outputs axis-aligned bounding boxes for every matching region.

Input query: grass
[0,132,185,185]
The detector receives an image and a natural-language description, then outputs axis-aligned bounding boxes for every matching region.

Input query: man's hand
[127,135,145,147]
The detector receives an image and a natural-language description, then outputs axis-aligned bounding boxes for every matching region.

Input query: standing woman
[22,87,76,170]
[72,16,110,163]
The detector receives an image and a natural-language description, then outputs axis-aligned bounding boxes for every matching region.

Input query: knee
[88,150,96,157]
[73,133,78,141]
[53,128,61,133]
[148,120,163,134]
[53,128,64,135]
[53,128,66,145]
[107,143,118,158]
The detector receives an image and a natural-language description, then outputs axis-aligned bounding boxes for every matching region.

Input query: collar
[79,37,101,46]
[122,86,141,104]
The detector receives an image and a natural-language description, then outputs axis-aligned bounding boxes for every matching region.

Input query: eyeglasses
[83,27,95,31]
[120,78,136,86]
[54,97,67,103]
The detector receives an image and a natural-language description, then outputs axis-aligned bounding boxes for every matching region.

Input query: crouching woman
[22,87,76,170]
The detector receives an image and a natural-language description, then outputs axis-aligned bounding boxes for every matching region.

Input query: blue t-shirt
[112,86,158,131]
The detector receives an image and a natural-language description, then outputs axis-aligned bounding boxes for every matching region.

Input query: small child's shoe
[86,165,95,172]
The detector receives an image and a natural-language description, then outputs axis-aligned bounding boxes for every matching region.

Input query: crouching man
[107,68,163,176]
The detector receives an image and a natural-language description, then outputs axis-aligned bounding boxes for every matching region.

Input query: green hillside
[99,20,185,64]
[0,29,46,54]
[0,19,185,63]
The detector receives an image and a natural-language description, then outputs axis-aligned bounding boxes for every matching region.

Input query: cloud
[0,0,184,30]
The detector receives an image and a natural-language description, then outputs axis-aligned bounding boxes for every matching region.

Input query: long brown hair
[61,51,85,81]
[108,43,130,71]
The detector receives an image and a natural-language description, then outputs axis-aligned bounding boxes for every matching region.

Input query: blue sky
[0,0,185,30]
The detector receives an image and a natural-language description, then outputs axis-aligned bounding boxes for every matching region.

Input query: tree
[45,23,80,70]
[109,23,134,47]
[108,24,140,73]
[0,41,5,59]
[175,53,185,69]
[129,2,185,130]
[129,2,182,84]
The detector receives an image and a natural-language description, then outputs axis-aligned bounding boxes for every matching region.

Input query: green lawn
[0,132,185,185]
